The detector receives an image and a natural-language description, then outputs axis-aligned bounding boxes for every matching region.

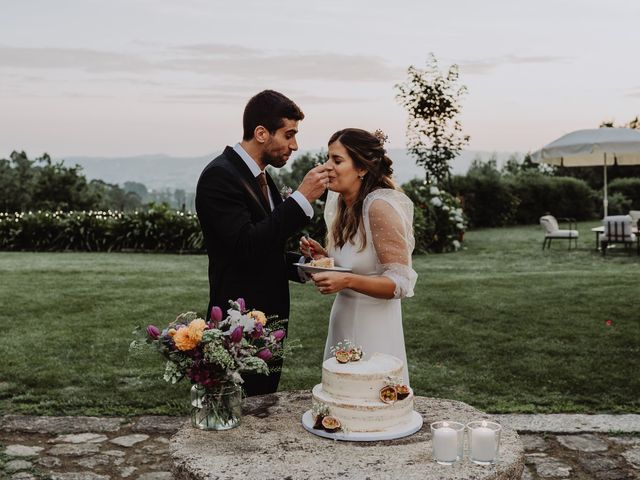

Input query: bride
[300,128,417,384]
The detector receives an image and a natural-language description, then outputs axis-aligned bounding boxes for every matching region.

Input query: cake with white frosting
[311,353,415,433]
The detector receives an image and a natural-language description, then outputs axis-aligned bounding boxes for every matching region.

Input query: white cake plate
[301,410,423,442]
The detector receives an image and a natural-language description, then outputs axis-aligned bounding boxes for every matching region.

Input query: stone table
[170,390,524,480]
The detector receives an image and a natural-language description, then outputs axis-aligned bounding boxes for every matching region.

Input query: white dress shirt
[233,143,314,218]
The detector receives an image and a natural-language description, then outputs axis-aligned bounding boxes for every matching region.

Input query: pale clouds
[0,43,401,82]
[160,93,370,105]
[0,45,154,73]
[458,54,570,75]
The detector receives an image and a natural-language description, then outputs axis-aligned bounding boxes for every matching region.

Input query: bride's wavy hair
[328,128,397,251]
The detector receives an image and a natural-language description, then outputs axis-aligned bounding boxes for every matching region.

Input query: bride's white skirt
[323,289,410,385]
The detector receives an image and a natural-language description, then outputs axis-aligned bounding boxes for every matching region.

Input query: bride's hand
[299,235,327,259]
[311,272,351,294]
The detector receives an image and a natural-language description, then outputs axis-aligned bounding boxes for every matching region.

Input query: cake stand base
[301,410,423,442]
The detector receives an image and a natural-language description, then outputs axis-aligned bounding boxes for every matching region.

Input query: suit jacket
[195,146,310,323]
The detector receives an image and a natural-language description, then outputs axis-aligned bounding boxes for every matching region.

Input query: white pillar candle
[470,421,497,463]
[433,422,458,463]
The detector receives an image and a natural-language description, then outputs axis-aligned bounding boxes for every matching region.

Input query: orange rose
[188,318,207,338]
[248,310,267,326]
[173,319,207,351]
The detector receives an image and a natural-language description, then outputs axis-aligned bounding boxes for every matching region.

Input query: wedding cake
[310,352,416,433]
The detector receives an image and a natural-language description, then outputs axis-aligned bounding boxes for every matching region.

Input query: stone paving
[1,414,639,479]
[0,415,183,480]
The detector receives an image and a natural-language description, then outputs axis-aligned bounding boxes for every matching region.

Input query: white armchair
[539,215,579,250]
[600,215,638,256]
[629,210,640,229]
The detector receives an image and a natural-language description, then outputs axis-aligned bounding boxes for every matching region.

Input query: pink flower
[256,348,273,361]
[236,298,246,312]
[210,306,223,325]
[271,329,286,342]
[230,325,244,343]
[251,322,264,339]
[605,319,613,326]
[146,325,160,340]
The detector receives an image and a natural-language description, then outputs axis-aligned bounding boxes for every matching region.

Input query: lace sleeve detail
[363,189,417,299]
[324,190,340,232]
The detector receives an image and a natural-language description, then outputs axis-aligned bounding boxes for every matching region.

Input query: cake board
[301,410,423,442]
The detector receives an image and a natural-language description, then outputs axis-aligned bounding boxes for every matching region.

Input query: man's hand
[297,164,330,202]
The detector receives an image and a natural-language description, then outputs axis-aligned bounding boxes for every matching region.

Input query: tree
[90,179,142,211]
[31,155,100,211]
[599,116,639,129]
[123,181,149,202]
[395,53,470,185]
[9,151,35,211]
[501,153,546,177]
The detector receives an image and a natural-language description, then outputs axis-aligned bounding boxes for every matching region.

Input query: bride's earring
[358,174,365,181]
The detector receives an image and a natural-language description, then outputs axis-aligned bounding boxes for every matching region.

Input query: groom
[195,90,329,396]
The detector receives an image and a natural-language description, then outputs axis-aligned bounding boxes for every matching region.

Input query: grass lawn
[0,221,638,416]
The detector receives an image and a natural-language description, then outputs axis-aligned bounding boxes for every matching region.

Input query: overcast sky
[1,0,639,158]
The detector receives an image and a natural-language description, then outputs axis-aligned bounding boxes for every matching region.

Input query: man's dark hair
[242,90,304,140]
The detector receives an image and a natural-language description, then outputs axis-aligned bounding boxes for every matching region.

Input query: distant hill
[60,149,521,191]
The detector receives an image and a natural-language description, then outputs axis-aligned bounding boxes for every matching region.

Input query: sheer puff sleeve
[363,189,417,299]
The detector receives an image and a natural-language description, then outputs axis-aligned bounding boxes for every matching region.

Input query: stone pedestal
[170,390,524,480]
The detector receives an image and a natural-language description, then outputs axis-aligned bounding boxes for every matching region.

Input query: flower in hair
[373,129,388,146]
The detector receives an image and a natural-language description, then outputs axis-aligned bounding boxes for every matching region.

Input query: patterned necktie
[257,172,270,207]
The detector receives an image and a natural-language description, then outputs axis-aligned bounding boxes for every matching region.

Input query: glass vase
[190,382,242,430]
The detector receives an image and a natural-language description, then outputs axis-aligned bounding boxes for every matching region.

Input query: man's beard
[261,150,288,168]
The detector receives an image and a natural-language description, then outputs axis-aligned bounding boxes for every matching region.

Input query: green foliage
[0,150,144,212]
[0,203,203,252]
[552,163,640,191]
[606,192,633,215]
[609,177,640,209]
[451,159,597,226]
[395,53,470,184]
[510,175,597,223]
[451,158,520,227]
[402,179,467,253]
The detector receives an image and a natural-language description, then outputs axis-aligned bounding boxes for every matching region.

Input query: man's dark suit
[195,146,310,396]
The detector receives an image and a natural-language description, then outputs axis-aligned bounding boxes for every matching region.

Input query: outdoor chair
[629,210,640,230]
[600,215,639,256]
[539,215,579,250]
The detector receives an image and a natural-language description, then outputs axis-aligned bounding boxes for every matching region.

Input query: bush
[0,204,203,252]
[450,158,598,226]
[608,177,640,210]
[402,180,467,253]
[606,192,633,216]
[510,174,597,223]
[451,173,519,227]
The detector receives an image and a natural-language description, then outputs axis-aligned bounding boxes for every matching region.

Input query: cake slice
[309,257,334,268]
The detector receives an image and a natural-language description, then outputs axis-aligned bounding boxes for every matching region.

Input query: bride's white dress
[322,188,418,385]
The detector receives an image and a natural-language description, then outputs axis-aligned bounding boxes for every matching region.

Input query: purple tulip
[210,306,223,325]
[271,329,286,342]
[256,348,273,361]
[230,325,244,343]
[146,325,160,340]
[251,322,264,339]
[236,297,246,312]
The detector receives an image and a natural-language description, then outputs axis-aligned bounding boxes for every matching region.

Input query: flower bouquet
[131,298,287,430]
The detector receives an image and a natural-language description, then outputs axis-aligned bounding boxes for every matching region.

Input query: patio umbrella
[531,128,640,217]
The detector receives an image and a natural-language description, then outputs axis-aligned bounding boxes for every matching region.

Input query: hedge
[0,204,203,252]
